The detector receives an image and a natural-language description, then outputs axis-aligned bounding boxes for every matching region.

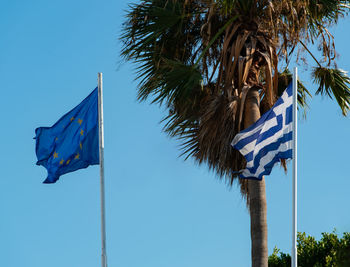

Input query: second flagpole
[292,68,298,267]
[98,72,108,267]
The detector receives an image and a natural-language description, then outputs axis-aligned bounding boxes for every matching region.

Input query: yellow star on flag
[53,152,58,159]
[59,159,64,165]
[66,159,71,165]
[70,117,75,121]
[80,129,84,136]
[78,119,83,125]
[74,153,80,160]
[80,142,83,150]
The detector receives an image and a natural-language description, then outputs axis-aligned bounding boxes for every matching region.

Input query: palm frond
[312,67,350,115]
[156,60,203,105]
[121,2,184,59]
[308,0,350,24]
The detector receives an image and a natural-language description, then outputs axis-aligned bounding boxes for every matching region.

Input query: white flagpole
[98,72,108,267]
[292,68,298,267]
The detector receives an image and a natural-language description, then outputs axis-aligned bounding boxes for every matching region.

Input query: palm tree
[120,1,350,266]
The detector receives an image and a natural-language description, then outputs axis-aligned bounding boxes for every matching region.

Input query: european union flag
[35,88,99,183]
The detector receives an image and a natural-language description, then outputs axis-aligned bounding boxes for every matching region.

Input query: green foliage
[269,247,291,267]
[312,67,350,116]
[268,231,350,267]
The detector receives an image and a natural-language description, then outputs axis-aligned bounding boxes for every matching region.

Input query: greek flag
[231,83,293,179]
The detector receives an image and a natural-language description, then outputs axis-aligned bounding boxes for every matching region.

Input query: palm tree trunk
[244,88,268,267]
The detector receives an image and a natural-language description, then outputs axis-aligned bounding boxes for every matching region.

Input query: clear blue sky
[1,1,349,267]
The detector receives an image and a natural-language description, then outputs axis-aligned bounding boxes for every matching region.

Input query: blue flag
[35,88,99,183]
[231,83,293,180]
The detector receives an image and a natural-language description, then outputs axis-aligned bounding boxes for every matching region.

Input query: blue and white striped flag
[231,83,293,179]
